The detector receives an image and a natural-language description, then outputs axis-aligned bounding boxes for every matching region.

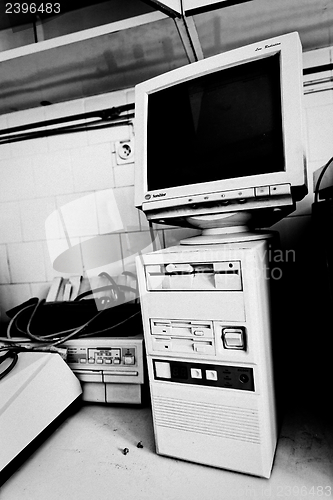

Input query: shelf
[0,11,189,115]
[1,0,333,116]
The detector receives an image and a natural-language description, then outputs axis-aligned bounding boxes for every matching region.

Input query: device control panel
[60,336,145,404]
[143,183,292,213]
[153,359,254,391]
[66,346,136,366]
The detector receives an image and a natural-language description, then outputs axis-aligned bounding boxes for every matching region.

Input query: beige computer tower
[136,238,278,478]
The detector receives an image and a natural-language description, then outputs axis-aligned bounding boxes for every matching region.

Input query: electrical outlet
[115,140,134,165]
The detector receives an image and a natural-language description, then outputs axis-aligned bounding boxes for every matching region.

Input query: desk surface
[1,401,332,500]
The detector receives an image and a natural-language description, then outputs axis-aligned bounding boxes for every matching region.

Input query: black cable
[8,299,78,341]
[98,272,125,303]
[314,155,333,204]
[73,310,141,339]
[5,299,141,347]
[3,307,141,348]
[7,303,38,339]
[0,350,18,381]
[3,275,141,352]
[25,299,81,341]
[121,271,139,303]
[121,271,137,282]
[75,284,137,305]
[75,285,120,302]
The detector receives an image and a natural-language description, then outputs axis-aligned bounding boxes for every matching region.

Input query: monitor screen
[147,53,284,192]
[135,32,307,231]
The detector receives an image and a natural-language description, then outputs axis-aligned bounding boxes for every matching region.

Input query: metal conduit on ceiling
[0,0,332,118]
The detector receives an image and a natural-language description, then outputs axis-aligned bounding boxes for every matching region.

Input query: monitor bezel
[135,32,305,213]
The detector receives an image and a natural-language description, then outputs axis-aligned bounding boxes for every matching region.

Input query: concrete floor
[1,395,332,500]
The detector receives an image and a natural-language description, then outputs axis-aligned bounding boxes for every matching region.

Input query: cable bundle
[0,272,141,379]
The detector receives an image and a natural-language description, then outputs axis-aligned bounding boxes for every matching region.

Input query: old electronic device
[136,240,277,478]
[0,352,82,474]
[61,335,144,404]
[135,32,307,236]
[135,32,307,478]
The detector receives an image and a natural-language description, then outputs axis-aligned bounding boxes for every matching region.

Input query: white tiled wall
[0,47,332,328]
[0,88,150,326]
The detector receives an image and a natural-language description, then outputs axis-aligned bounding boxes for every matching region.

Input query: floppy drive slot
[151,319,213,338]
[74,370,103,383]
[74,369,139,383]
[104,371,139,382]
[152,337,215,356]
[145,261,242,290]
[150,319,215,355]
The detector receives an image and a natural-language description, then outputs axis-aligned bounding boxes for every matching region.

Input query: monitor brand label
[152,192,166,198]
[255,42,281,52]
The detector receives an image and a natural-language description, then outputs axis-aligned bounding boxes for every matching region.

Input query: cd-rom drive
[145,260,242,290]
[136,240,278,478]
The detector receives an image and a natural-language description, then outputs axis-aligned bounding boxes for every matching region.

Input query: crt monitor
[134,32,307,237]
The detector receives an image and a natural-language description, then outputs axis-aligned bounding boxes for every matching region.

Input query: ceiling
[0,0,153,30]
[0,0,332,116]
[194,0,333,54]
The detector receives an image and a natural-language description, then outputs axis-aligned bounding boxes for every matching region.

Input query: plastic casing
[134,32,306,222]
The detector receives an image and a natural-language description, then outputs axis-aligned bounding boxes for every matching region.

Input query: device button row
[220,188,254,200]
[85,357,121,365]
[190,368,218,381]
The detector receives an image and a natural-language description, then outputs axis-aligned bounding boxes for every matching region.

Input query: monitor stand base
[181,214,274,244]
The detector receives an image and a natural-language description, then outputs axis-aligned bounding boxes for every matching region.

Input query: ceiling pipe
[0,103,134,144]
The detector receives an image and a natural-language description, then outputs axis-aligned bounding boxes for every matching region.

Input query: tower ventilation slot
[153,396,261,444]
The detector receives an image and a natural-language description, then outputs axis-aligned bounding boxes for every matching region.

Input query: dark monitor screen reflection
[147,54,284,191]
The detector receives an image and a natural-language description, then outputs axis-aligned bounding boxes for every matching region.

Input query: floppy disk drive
[150,319,246,358]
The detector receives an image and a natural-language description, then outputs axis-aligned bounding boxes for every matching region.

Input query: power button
[124,354,135,365]
[222,328,245,350]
